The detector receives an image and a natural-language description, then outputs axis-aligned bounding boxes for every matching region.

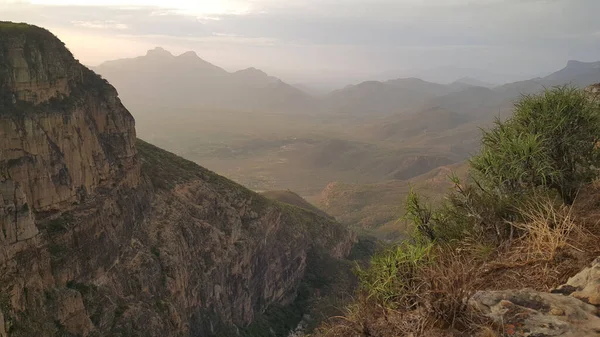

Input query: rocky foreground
[470,257,600,337]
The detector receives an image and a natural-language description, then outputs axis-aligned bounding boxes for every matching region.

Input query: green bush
[356,240,433,308]
[405,176,515,243]
[471,86,600,203]
[404,188,435,241]
[408,87,600,243]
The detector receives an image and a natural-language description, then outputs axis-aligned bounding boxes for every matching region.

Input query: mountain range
[94,47,600,239]
[95,49,600,119]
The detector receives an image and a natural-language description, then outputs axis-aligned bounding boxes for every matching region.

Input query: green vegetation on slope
[137,138,253,192]
[261,190,334,220]
[316,86,600,337]
[137,138,363,336]
[138,137,351,245]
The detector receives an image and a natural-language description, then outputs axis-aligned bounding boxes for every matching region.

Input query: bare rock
[0,180,37,244]
[469,288,600,336]
[51,289,93,336]
[553,257,600,306]
[0,22,139,265]
[585,83,600,95]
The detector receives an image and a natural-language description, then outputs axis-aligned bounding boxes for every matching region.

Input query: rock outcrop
[0,23,138,260]
[0,22,355,337]
[470,257,600,337]
[553,257,600,307]
[585,83,600,95]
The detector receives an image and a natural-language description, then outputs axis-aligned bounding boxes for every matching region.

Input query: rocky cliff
[0,22,355,337]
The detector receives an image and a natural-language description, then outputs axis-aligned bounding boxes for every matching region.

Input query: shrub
[470,123,558,196]
[408,86,600,243]
[407,175,517,243]
[356,241,433,308]
[471,86,600,204]
[438,174,526,242]
[404,188,435,242]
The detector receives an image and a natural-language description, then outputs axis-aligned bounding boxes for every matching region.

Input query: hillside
[495,60,600,98]
[315,85,600,337]
[261,190,334,220]
[0,22,355,337]
[322,77,464,116]
[319,162,470,239]
[365,107,470,141]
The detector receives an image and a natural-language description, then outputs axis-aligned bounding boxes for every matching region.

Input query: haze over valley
[90,48,600,238]
[5,1,600,238]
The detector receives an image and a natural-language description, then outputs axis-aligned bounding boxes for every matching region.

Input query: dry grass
[477,188,600,292]
[317,247,496,337]
[418,249,483,331]
[476,326,500,337]
[314,185,600,337]
[511,198,580,261]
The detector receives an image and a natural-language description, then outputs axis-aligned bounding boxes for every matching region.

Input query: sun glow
[27,0,254,15]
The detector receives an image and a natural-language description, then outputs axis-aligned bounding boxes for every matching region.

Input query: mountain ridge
[95,46,600,119]
[94,47,314,113]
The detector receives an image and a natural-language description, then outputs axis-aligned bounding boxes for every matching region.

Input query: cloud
[71,20,128,30]
[1,0,599,83]
[117,33,278,46]
[4,0,599,47]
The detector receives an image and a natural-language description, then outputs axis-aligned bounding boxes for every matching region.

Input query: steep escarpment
[0,22,138,251]
[0,22,355,337]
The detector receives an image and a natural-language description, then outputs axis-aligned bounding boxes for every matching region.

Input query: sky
[2,0,600,86]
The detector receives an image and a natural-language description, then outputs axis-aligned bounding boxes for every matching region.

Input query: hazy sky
[2,0,600,85]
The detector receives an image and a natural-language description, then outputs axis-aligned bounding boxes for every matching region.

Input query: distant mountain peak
[146,47,173,57]
[542,59,600,84]
[565,60,600,68]
[178,50,199,59]
[358,80,383,87]
[94,46,312,113]
[567,60,583,66]
[235,67,268,76]
[384,77,426,85]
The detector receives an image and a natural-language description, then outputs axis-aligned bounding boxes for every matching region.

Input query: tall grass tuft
[356,241,433,309]
[512,197,580,261]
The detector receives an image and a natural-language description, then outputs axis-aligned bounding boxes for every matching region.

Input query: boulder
[470,257,600,336]
[469,288,600,336]
[552,257,600,306]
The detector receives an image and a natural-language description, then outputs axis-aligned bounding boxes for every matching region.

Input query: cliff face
[0,23,138,252]
[0,22,354,337]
